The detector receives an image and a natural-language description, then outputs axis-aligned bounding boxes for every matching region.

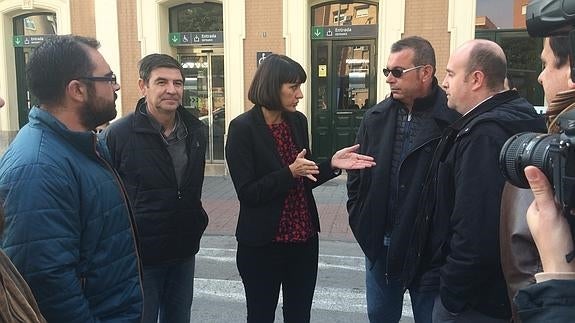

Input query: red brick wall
[404,0,451,82]
[70,0,96,37]
[117,0,141,116]
[243,0,285,110]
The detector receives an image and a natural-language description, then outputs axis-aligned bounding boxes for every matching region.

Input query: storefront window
[312,1,377,26]
[476,0,543,107]
[169,2,223,32]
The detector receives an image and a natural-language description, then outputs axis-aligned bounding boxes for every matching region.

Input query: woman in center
[225,54,375,322]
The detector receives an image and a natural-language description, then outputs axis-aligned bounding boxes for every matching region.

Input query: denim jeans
[365,254,436,323]
[141,257,196,323]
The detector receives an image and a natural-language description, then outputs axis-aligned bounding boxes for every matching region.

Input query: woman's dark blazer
[225,105,339,246]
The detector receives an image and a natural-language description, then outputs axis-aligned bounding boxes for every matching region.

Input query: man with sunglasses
[103,54,208,323]
[0,35,143,322]
[410,40,546,322]
[347,36,459,323]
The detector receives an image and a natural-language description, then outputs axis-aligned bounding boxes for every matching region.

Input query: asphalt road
[192,235,415,323]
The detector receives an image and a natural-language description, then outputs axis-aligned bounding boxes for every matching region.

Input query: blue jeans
[365,255,436,323]
[141,257,196,323]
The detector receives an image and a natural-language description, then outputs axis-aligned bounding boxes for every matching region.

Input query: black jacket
[411,90,547,319]
[347,79,458,277]
[515,279,575,322]
[104,98,209,265]
[225,105,339,246]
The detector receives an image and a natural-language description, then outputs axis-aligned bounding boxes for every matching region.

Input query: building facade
[0,0,541,174]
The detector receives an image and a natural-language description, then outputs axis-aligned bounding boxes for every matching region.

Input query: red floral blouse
[269,121,314,242]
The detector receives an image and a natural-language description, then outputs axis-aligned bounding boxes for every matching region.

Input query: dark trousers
[236,235,319,323]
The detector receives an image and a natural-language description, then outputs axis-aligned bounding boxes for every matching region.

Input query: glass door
[180,54,225,162]
[311,39,376,162]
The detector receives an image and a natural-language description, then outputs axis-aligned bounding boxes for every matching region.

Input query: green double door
[311,39,376,162]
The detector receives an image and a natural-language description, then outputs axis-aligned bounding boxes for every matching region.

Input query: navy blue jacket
[0,107,143,322]
[104,98,208,265]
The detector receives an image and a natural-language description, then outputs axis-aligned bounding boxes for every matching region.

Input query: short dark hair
[248,54,307,111]
[26,35,100,105]
[467,42,507,91]
[549,35,570,69]
[391,36,437,73]
[138,54,184,84]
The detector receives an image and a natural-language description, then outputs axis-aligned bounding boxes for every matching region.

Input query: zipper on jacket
[93,136,145,309]
[389,136,441,288]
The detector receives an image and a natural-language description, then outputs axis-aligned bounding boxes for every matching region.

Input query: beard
[80,87,118,131]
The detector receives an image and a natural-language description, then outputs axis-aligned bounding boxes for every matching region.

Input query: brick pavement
[202,174,356,242]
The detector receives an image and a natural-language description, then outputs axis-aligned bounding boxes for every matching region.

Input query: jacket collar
[449,90,519,132]
[28,106,100,159]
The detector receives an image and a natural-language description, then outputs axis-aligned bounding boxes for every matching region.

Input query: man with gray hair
[104,54,208,323]
[410,39,546,322]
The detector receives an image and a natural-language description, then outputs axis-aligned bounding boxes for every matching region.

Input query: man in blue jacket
[0,35,143,322]
[104,54,208,323]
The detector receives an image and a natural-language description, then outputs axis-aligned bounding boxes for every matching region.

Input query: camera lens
[499,132,556,188]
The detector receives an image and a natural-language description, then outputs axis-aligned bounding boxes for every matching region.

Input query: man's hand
[525,165,575,273]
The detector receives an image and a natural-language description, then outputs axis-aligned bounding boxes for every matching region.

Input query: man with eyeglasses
[347,36,459,323]
[103,54,208,323]
[0,35,143,322]
[410,40,546,322]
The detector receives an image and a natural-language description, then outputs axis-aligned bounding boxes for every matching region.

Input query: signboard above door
[311,25,378,40]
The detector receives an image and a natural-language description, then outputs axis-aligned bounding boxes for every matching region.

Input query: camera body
[500,110,575,211]
[526,0,575,81]
[500,0,575,212]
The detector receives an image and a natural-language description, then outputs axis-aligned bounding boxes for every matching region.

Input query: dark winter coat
[411,90,547,319]
[515,279,575,323]
[347,79,458,278]
[104,98,208,265]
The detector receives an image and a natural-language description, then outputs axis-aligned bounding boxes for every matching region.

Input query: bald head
[459,39,507,92]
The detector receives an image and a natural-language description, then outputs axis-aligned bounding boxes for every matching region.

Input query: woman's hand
[331,144,376,170]
[289,149,319,182]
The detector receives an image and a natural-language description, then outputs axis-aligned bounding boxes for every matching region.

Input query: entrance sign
[257,52,272,66]
[170,32,224,46]
[13,34,56,47]
[311,25,378,40]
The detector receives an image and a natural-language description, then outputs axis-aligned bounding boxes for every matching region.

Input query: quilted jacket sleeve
[1,162,98,323]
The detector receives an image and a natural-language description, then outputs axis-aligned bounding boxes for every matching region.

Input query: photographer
[500,35,574,321]
[514,166,575,322]
[501,1,575,321]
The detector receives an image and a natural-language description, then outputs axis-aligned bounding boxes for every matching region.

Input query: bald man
[406,39,546,322]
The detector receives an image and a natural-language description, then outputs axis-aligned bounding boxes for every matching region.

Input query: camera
[499,0,575,213]
[500,110,575,211]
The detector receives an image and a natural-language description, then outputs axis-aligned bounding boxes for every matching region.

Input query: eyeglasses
[78,74,117,85]
[383,65,424,78]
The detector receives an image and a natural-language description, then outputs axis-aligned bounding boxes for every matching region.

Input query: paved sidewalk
[202,174,355,242]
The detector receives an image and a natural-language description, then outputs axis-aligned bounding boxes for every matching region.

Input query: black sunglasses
[78,73,117,85]
[383,65,424,78]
